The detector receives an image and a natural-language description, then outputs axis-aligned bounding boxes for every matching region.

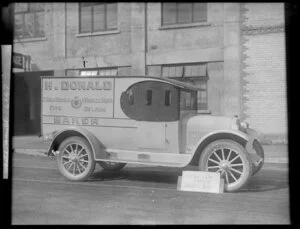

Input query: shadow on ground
[239,170,289,193]
[90,165,289,193]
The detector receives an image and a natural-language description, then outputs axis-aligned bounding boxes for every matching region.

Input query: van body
[41,76,264,192]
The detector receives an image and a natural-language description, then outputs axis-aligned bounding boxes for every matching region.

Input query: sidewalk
[12,136,288,163]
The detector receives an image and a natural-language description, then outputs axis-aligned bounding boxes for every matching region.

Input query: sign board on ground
[178,171,224,194]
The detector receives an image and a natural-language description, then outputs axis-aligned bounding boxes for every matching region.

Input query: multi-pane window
[146,90,152,105]
[162,3,207,26]
[128,89,134,105]
[14,3,45,39]
[79,3,117,33]
[162,63,208,111]
[180,90,197,111]
[79,68,118,76]
[165,90,171,106]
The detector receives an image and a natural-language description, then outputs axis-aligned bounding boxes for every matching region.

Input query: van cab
[41,76,264,192]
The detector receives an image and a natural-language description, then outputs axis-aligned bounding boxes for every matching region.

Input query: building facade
[12,2,287,142]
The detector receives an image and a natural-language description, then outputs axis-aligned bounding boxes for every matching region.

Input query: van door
[120,80,180,153]
[137,122,166,152]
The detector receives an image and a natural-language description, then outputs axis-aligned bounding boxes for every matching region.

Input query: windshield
[180,90,197,112]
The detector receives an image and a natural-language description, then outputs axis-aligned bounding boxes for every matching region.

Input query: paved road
[12,153,290,224]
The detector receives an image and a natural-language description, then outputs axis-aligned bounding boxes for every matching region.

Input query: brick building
[12,2,287,142]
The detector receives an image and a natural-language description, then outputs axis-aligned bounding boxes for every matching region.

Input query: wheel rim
[61,143,90,176]
[206,147,246,188]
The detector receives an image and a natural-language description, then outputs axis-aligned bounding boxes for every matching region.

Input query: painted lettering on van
[53,116,99,126]
[44,80,112,91]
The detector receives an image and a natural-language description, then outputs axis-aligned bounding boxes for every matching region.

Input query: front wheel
[199,139,252,192]
[57,136,96,181]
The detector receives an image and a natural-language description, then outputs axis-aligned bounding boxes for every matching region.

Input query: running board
[96,148,192,167]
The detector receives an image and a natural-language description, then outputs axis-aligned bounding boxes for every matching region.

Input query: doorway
[13,71,53,136]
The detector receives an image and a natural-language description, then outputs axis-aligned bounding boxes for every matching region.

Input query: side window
[120,81,179,122]
[128,89,134,105]
[146,90,152,105]
[180,90,197,111]
[162,3,207,26]
[165,90,171,106]
[79,3,117,33]
[14,3,45,39]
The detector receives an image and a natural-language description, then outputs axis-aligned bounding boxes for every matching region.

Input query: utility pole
[82,56,87,68]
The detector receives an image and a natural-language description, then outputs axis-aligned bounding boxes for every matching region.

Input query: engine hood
[180,113,240,152]
[183,114,238,132]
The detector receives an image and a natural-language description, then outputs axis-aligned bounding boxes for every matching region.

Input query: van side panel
[41,77,138,151]
[165,121,180,154]
[43,118,138,150]
[41,76,185,156]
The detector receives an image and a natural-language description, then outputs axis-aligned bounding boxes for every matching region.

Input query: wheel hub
[220,161,230,171]
[70,153,79,162]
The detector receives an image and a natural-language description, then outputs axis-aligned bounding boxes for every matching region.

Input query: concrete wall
[13,3,56,71]
[64,3,132,70]
[240,3,287,139]
[146,3,224,65]
[223,3,241,117]
[146,3,241,116]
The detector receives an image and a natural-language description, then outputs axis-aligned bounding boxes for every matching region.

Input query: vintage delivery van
[41,76,264,192]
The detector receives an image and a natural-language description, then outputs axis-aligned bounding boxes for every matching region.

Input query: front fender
[245,128,265,143]
[48,126,107,160]
[188,129,261,166]
[188,129,250,155]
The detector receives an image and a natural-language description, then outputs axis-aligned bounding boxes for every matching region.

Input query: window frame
[79,2,118,34]
[179,89,198,112]
[128,89,134,105]
[13,3,45,39]
[120,81,180,122]
[146,90,153,106]
[79,67,118,76]
[165,90,171,106]
[162,63,209,111]
[161,2,207,26]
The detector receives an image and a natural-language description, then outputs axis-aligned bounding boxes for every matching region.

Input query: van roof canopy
[143,76,199,91]
[40,75,199,91]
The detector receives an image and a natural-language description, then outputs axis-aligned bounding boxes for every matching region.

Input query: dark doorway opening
[13,71,53,136]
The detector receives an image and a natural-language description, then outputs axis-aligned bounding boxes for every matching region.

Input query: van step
[100,148,192,167]
[96,158,187,168]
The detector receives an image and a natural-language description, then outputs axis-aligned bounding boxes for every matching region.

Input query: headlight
[240,121,249,129]
[238,121,249,132]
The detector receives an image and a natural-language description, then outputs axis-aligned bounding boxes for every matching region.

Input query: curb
[13,148,289,164]
[264,158,288,164]
[14,149,48,157]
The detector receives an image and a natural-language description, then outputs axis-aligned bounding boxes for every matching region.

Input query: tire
[199,139,253,192]
[57,136,96,181]
[251,140,265,176]
[98,161,126,171]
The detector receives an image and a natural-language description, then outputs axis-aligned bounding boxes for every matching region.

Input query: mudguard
[245,128,265,143]
[47,126,107,160]
[188,129,262,166]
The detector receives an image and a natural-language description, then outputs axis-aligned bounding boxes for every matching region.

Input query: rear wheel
[98,161,126,171]
[199,139,252,192]
[57,136,95,181]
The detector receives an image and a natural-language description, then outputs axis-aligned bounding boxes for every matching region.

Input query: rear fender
[47,127,107,160]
